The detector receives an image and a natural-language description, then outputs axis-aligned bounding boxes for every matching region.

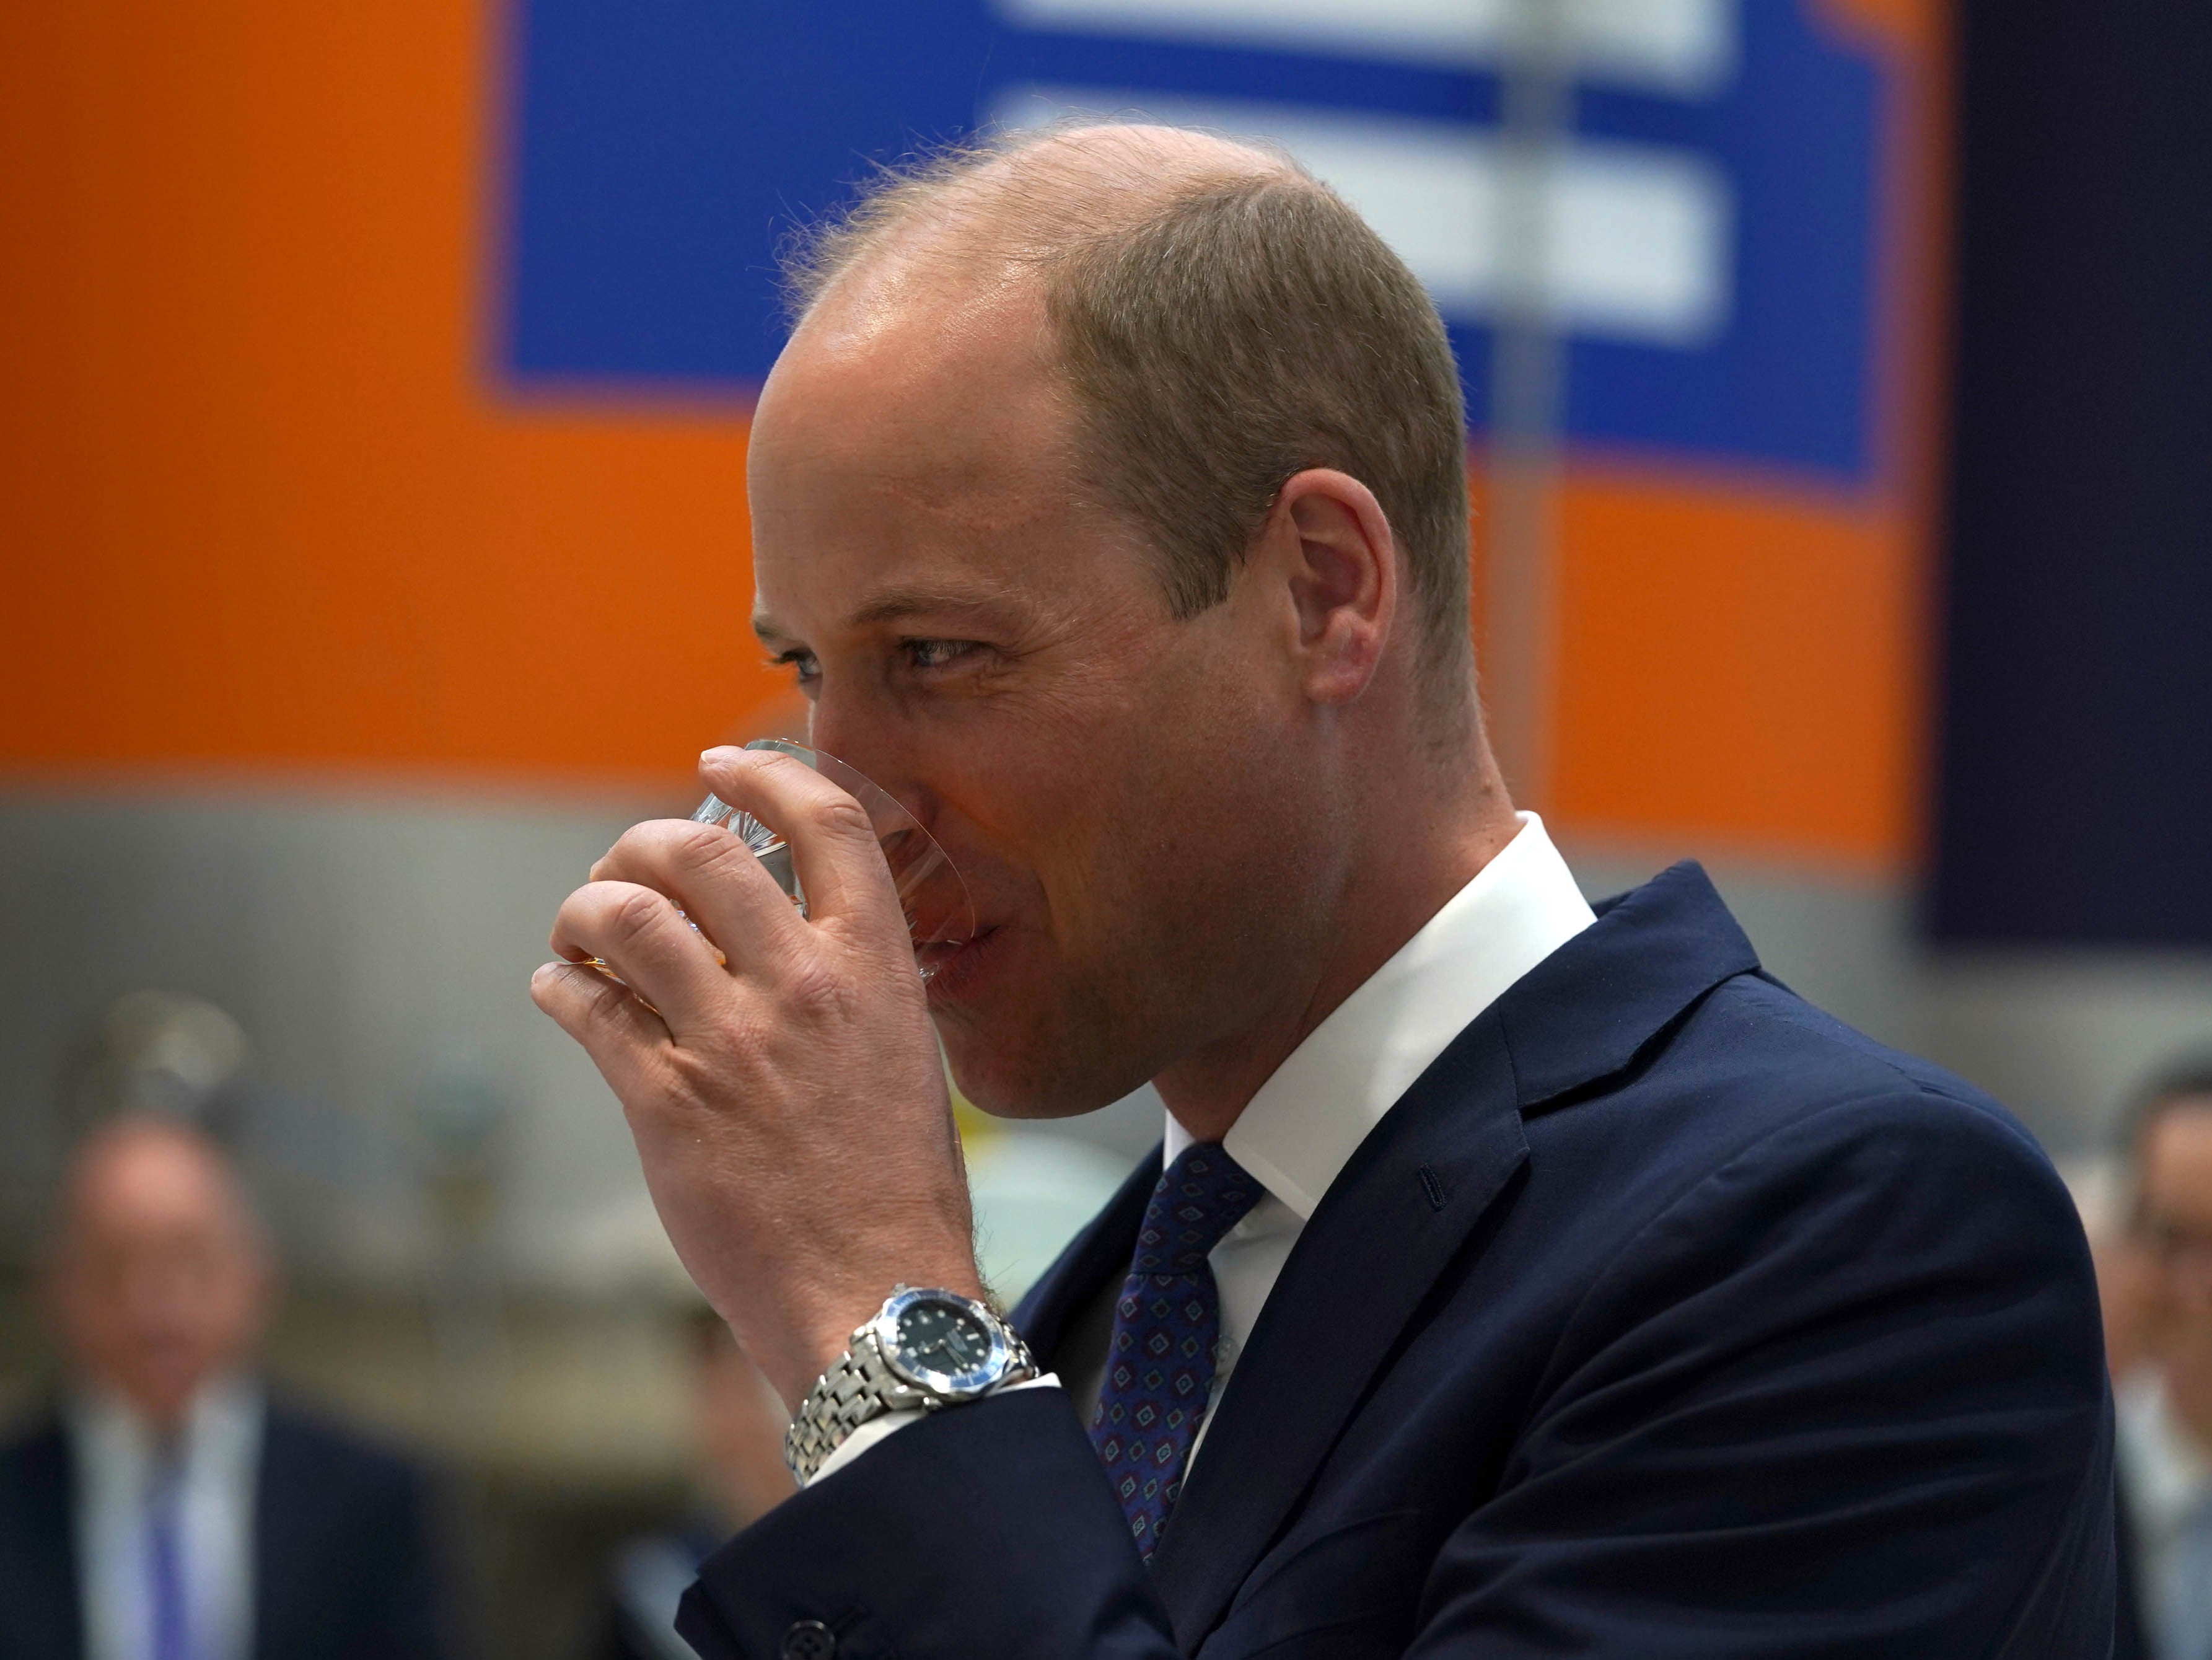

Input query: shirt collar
[65,1374,264,1491]
[2120,1369,2212,1538]
[1165,812,1595,1221]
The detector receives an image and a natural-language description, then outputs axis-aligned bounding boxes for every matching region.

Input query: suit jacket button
[781,1619,838,1660]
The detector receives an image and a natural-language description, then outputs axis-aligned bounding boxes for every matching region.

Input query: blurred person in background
[591,1311,794,1660]
[2109,1056,2212,1660]
[0,1115,450,1660]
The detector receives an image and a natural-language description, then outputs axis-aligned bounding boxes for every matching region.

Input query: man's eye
[773,650,820,686]
[904,639,981,672]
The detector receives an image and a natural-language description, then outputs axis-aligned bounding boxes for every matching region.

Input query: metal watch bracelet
[784,1319,1037,1484]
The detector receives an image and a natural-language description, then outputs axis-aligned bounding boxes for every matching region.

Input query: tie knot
[1131,1143,1263,1276]
[144,1452,188,1509]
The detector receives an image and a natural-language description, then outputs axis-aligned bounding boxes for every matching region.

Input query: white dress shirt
[1165,809,1593,1466]
[813,812,1594,1484]
[68,1376,263,1660]
[2118,1368,2212,1656]
[2118,1370,2208,1551]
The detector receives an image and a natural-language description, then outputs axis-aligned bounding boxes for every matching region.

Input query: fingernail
[701,745,742,765]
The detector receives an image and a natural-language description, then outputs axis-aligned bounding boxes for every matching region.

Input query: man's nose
[805,696,935,828]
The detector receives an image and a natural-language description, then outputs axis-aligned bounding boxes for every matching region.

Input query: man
[533,125,2115,1656]
[2106,1058,2212,1660]
[595,1310,795,1660]
[0,1116,449,1659]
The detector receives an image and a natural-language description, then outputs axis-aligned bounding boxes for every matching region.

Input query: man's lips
[924,922,1006,1006]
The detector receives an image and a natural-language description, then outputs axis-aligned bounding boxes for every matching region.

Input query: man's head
[2118,1058,2212,1363]
[685,1309,797,1526]
[43,1115,274,1431]
[745,123,1499,1117]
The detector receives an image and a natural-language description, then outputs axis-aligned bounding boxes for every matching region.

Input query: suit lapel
[252,1408,307,1660]
[0,1420,84,1660]
[1011,1144,1161,1366]
[1148,1016,1529,1645]
[1148,861,1762,1646]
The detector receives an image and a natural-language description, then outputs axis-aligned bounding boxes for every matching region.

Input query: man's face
[48,1128,271,1429]
[2135,1099,2212,1338]
[745,269,1336,1116]
[692,1324,797,1524]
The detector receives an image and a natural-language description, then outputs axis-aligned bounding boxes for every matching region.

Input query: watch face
[897,1301,988,1369]
[879,1290,1006,1394]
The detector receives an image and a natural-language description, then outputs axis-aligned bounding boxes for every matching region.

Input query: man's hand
[530,746,985,1409]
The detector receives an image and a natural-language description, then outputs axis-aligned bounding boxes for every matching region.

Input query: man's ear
[1268,468,1397,707]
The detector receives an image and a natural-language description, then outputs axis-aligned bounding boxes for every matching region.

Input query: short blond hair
[784,124,1473,679]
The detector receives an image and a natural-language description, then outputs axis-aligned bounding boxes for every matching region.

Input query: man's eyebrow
[752,587,1026,647]
[845,586,1021,630]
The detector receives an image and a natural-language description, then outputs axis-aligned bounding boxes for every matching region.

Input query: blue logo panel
[506,1,1882,481]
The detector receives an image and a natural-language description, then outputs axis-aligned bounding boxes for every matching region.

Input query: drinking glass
[691,738,974,978]
[585,738,975,991]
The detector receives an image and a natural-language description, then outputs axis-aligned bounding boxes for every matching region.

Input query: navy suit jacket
[0,1396,447,1660]
[679,863,2116,1658]
[2112,1466,2149,1660]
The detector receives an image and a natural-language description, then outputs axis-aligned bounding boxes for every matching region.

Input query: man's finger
[528,957,672,1096]
[698,748,907,942]
[589,815,811,970]
[550,878,732,1036]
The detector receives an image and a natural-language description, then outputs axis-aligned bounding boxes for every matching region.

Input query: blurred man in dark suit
[0,1115,449,1660]
[593,1310,794,1660]
[2111,1058,2212,1660]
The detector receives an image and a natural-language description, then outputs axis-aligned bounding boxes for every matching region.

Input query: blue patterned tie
[146,1458,194,1660]
[1089,1142,1263,1560]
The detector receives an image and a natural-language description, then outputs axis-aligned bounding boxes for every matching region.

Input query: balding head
[789,125,1298,306]
[780,122,1474,681]
[45,1117,273,1430]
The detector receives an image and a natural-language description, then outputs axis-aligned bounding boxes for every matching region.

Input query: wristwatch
[784,1285,1038,1483]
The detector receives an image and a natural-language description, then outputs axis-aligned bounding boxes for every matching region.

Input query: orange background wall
[1545,0,1949,869]
[1,0,777,794]
[2,1,1946,866]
